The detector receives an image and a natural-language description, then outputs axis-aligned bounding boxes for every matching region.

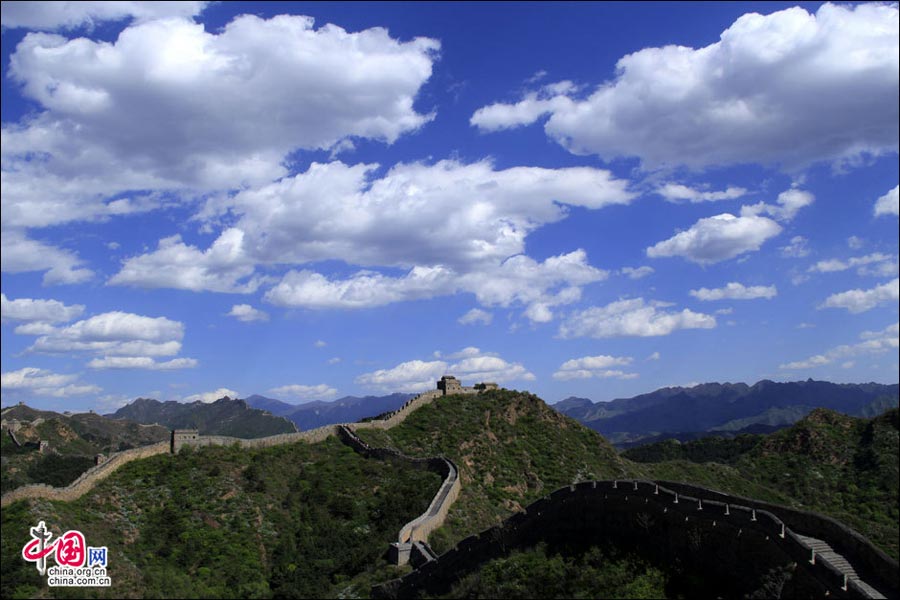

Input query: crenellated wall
[373,480,898,599]
[337,425,461,553]
[1,441,170,506]
[1,384,466,508]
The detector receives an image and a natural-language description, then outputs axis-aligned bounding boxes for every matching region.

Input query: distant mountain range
[244,393,414,430]
[108,397,297,437]
[554,379,899,446]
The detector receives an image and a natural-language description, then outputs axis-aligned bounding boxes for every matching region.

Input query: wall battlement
[372,480,897,599]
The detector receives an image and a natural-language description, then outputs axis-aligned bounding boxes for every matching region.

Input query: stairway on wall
[796,534,887,599]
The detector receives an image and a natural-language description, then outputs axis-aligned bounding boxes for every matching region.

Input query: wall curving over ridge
[373,480,898,600]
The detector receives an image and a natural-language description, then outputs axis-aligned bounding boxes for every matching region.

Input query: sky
[0,1,897,413]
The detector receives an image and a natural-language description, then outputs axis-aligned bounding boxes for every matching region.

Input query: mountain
[1,404,169,492]
[555,379,899,445]
[109,396,297,437]
[3,387,896,598]
[246,392,414,430]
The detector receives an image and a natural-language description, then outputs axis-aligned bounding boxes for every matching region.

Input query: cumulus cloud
[109,230,262,293]
[558,298,716,339]
[819,278,899,313]
[87,356,198,370]
[264,248,606,322]
[269,383,338,401]
[1,1,209,30]
[620,266,654,280]
[114,160,628,314]
[780,235,810,258]
[780,322,898,370]
[553,355,637,380]
[1,293,84,324]
[657,183,748,203]
[647,213,782,264]
[875,185,899,217]
[689,282,777,301]
[1,230,93,285]
[472,3,899,171]
[25,311,188,359]
[183,388,240,403]
[356,348,534,392]
[1,13,440,243]
[227,304,269,323]
[470,81,577,131]
[459,308,493,325]
[1,367,101,397]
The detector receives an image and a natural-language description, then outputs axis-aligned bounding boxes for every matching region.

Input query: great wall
[2,376,897,599]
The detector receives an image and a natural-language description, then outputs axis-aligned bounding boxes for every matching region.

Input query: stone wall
[338,425,461,550]
[657,480,899,596]
[1,383,460,507]
[374,480,895,599]
[1,441,170,507]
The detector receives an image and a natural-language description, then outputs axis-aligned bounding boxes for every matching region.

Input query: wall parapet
[338,425,461,562]
[373,480,895,599]
[1,377,481,510]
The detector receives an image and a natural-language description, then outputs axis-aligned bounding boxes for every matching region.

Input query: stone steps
[796,534,887,599]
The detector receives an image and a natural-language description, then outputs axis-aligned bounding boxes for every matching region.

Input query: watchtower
[170,429,200,453]
[436,375,462,395]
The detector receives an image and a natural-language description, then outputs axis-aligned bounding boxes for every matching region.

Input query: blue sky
[1,1,897,412]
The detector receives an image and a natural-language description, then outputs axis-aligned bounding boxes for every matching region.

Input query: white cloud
[847,236,864,250]
[647,213,782,264]
[472,3,899,171]
[875,185,899,217]
[264,248,606,322]
[646,351,661,361]
[115,160,629,304]
[184,388,240,403]
[109,230,262,293]
[26,311,187,358]
[0,1,209,30]
[689,282,777,301]
[741,189,814,222]
[470,82,576,131]
[1,293,84,324]
[553,355,637,380]
[87,356,197,370]
[715,308,735,315]
[227,304,269,323]
[1,367,101,397]
[780,235,810,258]
[1,230,93,285]
[459,308,493,326]
[559,298,716,339]
[808,252,894,274]
[314,340,328,348]
[356,348,534,392]
[268,383,338,401]
[780,322,898,370]
[327,357,341,365]
[1,13,440,244]
[657,183,748,203]
[620,266,654,280]
[819,278,899,313]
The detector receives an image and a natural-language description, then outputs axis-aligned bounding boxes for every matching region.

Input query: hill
[109,397,297,437]
[1,405,169,493]
[246,392,414,430]
[556,379,898,445]
[1,435,441,599]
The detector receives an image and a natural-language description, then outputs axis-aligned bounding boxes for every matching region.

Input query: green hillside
[1,436,440,599]
[354,389,632,552]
